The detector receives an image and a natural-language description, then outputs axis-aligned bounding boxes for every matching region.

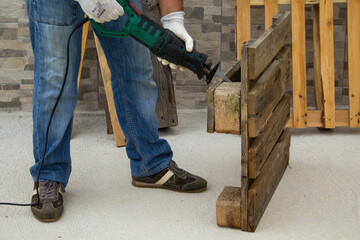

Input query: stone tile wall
[0,0,349,111]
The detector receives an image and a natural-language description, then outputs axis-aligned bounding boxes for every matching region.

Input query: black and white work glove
[158,11,194,71]
[76,0,124,23]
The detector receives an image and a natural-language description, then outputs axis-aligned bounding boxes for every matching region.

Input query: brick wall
[0,0,349,111]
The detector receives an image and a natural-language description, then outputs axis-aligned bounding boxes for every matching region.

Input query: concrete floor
[0,110,360,239]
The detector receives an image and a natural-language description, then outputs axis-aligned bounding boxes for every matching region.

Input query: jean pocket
[34,0,78,26]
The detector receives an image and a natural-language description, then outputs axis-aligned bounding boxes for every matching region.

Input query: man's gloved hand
[158,11,194,71]
[76,0,124,23]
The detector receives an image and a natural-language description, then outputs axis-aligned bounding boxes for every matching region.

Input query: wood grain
[319,0,335,128]
[249,95,290,179]
[264,0,279,29]
[216,186,242,229]
[248,46,291,137]
[248,128,291,231]
[347,0,360,128]
[291,0,308,128]
[247,11,291,80]
[312,4,323,111]
[94,34,126,147]
[236,0,251,60]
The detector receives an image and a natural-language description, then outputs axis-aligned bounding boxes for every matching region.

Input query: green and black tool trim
[90,0,218,84]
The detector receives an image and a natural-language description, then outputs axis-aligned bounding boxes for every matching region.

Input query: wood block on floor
[214,82,242,134]
[216,186,242,229]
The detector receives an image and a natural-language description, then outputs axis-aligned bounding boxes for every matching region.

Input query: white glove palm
[159,11,194,71]
[76,0,124,23]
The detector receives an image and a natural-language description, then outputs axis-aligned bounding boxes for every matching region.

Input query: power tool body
[90,0,230,83]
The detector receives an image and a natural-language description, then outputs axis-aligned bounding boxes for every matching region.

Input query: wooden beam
[291,0,308,128]
[240,43,250,231]
[94,34,126,147]
[250,0,347,5]
[236,0,251,60]
[347,0,360,128]
[248,46,291,137]
[319,0,336,128]
[247,12,291,80]
[312,4,324,111]
[207,77,224,133]
[287,110,350,128]
[214,82,242,135]
[249,95,290,179]
[216,186,242,229]
[264,0,279,30]
[77,19,90,90]
[248,128,291,232]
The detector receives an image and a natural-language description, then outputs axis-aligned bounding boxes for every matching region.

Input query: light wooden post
[347,0,360,127]
[312,4,324,111]
[291,0,308,128]
[236,0,251,60]
[94,34,127,147]
[319,0,336,128]
[77,20,90,90]
[264,0,279,29]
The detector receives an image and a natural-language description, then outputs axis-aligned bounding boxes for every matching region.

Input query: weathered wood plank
[247,128,291,232]
[319,0,335,128]
[236,0,251,60]
[248,46,291,137]
[214,82,242,134]
[312,4,323,111]
[240,43,250,231]
[247,11,291,80]
[207,77,224,133]
[347,0,360,128]
[216,186,242,229]
[287,109,350,128]
[142,2,178,129]
[264,0,279,29]
[291,0,307,128]
[249,95,290,179]
[94,34,126,147]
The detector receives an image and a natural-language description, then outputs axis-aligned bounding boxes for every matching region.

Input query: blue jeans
[27,0,173,186]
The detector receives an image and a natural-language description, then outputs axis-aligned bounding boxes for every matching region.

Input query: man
[27,0,207,222]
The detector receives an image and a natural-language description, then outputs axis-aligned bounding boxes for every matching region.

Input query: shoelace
[39,180,64,201]
[169,160,188,178]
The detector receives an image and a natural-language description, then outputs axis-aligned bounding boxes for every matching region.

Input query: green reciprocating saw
[90,0,231,84]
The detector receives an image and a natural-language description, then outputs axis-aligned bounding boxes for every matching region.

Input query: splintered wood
[214,12,292,232]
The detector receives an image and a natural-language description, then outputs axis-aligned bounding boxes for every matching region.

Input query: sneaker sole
[33,214,61,222]
[132,180,207,193]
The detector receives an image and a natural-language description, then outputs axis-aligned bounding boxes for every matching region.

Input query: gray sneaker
[132,160,207,193]
[31,180,65,222]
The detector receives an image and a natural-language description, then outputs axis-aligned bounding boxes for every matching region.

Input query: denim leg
[27,0,85,186]
[92,0,172,177]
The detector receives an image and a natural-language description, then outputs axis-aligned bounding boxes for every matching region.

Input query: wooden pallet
[216,12,292,232]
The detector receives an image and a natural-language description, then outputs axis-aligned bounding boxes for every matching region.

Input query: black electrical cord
[0,18,89,207]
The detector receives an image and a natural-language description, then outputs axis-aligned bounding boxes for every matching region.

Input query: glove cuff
[160,11,185,26]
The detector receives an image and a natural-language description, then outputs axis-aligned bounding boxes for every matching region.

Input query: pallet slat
[94,34,126,147]
[347,0,360,128]
[247,12,291,80]
[248,128,291,231]
[248,46,291,137]
[291,0,307,128]
[264,0,279,29]
[249,95,290,179]
[312,4,324,111]
[287,109,350,128]
[236,0,251,60]
[319,0,336,128]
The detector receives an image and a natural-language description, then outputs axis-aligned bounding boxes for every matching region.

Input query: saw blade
[215,69,232,82]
